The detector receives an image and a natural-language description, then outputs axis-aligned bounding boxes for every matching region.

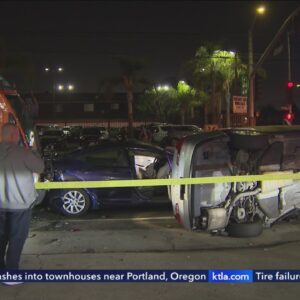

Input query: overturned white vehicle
[170,126,300,237]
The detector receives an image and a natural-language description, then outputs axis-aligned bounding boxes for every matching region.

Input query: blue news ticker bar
[254,270,300,282]
[1,270,300,283]
[209,270,253,283]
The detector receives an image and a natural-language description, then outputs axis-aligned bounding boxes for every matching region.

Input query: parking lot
[1,197,300,299]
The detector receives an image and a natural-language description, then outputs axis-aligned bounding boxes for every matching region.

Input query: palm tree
[192,46,248,127]
[116,56,150,137]
[175,81,197,124]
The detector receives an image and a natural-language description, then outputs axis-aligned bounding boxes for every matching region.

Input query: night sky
[0,1,300,109]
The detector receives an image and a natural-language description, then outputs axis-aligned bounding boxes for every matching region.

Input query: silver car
[170,126,300,237]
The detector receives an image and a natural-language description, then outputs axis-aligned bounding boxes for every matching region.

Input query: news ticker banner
[1,270,300,283]
[35,173,300,190]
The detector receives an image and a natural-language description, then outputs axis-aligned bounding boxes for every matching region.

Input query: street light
[58,84,64,91]
[57,84,75,92]
[44,65,64,116]
[156,84,170,91]
[256,6,266,15]
[248,5,266,126]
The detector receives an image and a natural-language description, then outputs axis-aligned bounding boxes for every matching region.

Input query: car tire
[59,189,91,217]
[227,220,263,238]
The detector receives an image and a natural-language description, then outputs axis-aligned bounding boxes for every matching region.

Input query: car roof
[221,125,300,134]
[65,139,166,157]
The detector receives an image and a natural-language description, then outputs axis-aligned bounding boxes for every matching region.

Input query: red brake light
[287,82,294,88]
[175,138,185,166]
[175,138,185,154]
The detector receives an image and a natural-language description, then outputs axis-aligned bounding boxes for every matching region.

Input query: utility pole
[249,6,300,127]
[287,31,292,82]
[287,31,292,114]
[248,25,255,126]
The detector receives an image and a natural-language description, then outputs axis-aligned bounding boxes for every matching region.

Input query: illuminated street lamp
[57,84,75,91]
[248,5,266,126]
[256,5,266,15]
[157,85,170,91]
[58,84,64,91]
[44,65,64,115]
[44,66,63,73]
[68,84,74,91]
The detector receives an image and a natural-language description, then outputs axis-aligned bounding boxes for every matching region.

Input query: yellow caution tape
[35,173,300,190]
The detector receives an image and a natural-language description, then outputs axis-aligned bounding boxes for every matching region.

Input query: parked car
[39,129,65,149]
[160,125,203,147]
[147,124,202,146]
[79,126,109,146]
[170,125,300,237]
[45,140,173,216]
[42,136,83,160]
[146,123,170,143]
[69,126,83,138]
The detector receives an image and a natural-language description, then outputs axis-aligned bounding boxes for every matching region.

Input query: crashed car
[45,140,173,216]
[170,126,300,237]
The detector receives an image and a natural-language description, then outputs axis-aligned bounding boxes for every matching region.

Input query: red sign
[232,96,247,114]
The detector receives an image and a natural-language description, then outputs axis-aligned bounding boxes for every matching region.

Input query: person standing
[0,123,44,274]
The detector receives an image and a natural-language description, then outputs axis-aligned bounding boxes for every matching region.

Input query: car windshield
[175,126,200,131]
[82,128,100,135]
[43,130,63,136]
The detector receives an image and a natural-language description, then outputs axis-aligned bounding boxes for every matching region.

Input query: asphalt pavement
[1,203,300,300]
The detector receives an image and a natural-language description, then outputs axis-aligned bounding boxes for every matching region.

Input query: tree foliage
[192,46,248,125]
[137,81,204,124]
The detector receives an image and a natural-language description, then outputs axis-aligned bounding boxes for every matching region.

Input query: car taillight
[175,137,185,154]
[175,138,185,165]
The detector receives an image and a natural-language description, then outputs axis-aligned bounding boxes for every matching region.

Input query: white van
[170,126,300,237]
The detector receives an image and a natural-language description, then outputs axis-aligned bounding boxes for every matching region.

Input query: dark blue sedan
[46,140,173,216]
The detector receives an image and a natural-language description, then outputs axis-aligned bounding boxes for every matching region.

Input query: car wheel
[226,220,263,238]
[60,189,91,216]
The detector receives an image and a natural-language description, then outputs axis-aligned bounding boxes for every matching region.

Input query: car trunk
[189,134,231,228]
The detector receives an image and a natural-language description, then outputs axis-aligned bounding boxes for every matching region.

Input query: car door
[75,147,134,202]
[128,148,168,199]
